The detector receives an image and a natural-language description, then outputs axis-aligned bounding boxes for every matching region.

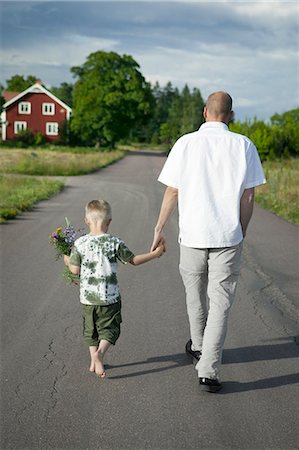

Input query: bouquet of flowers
[49,217,85,284]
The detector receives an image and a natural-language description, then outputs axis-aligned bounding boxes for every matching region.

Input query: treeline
[130,82,205,145]
[1,51,298,159]
[230,109,299,160]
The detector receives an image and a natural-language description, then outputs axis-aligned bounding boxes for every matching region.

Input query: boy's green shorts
[82,301,122,346]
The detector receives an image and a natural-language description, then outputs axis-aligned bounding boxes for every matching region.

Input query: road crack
[241,243,299,336]
[13,337,69,424]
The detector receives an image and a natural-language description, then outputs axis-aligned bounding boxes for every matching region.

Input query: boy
[64,199,165,378]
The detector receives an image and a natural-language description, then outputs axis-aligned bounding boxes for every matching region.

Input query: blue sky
[1,1,298,121]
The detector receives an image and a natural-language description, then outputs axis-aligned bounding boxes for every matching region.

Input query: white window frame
[14,120,27,134]
[46,122,59,136]
[18,102,31,114]
[14,121,27,134]
[42,103,55,115]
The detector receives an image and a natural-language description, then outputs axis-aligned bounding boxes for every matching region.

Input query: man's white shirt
[158,122,266,248]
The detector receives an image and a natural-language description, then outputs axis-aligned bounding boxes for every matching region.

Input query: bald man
[151,91,266,392]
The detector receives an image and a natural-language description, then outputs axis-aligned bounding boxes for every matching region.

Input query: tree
[0,83,5,111]
[130,81,179,143]
[51,82,73,108]
[5,74,40,92]
[157,84,204,145]
[229,107,299,160]
[270,108,299,158]
[270,108,299,127]
[153,82,180,126]
[70,51,154,147]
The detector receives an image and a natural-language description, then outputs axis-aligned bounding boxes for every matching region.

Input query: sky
[0,0,298,122]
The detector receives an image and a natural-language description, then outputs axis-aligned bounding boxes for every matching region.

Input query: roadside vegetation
[0,147,125,222]
[0,175,64,223]
[0,148,125,176]
[255,158,299,225]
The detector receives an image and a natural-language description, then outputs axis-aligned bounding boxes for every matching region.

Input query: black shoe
[185,339,201,362]
[199,377,222,393]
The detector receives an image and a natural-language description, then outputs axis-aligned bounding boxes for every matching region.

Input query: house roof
[2,83,72,113]
[3,91,20,102]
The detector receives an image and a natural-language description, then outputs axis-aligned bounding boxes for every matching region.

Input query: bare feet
[93,352,106,378]
[89,362,95,373]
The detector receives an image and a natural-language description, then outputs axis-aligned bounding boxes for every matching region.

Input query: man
[151,92,266,393]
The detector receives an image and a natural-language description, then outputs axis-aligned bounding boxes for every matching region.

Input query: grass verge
[117,142,169,152]
[0,175,64,223]
[255,158,299,225]
[0,149,125,176]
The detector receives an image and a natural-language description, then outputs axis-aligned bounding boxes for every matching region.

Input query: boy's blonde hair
[85,199,112,225]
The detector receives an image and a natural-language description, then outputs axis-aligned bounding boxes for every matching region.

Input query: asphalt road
[1,152,299,450]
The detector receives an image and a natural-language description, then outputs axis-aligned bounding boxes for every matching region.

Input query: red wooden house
[1,82,72,142]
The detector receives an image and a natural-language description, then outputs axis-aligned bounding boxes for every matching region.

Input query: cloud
[135,39,298,119]
[1,1,298,120]
[233,2,299,21]
[1,34,119,67]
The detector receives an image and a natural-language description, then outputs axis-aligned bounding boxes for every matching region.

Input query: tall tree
[0,83,5,111]
[270,108,299,158]
[5,74,40,92]
[51,82,73,107]
[70,51,154,147]
[159,84,204,145]
[130,81,179,143]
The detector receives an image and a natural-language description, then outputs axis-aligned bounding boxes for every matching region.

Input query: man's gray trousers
[179,242,243,379]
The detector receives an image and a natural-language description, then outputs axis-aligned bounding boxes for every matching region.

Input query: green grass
[0,148,125,176]
[0,175,64,222]
[0,147,125,222]
[255,158,299,225]
[117,142,169,152]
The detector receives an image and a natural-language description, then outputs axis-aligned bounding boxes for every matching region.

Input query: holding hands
[152,236,166,258]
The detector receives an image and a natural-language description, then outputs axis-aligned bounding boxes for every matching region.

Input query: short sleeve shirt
[158,122,266,248]
[70,233,134,305]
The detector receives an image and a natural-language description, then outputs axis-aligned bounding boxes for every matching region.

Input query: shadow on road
[221,372,299,394]
[221,339,299,393]
[106,340,299,392]
[223,340,299,364]
[107,352,191,379]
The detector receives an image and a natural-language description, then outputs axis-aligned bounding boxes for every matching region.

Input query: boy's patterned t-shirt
[69,234,134,305]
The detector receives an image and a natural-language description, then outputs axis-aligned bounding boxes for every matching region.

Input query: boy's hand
[64,255,70,266]
[154,240,166,258]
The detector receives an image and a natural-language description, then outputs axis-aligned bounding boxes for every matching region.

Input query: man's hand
[151,186,178,251]
[151,230,165,252]
[240,188,255,238]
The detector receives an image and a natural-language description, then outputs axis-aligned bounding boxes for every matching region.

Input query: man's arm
[240,187,255,238]
[151,186,178,251]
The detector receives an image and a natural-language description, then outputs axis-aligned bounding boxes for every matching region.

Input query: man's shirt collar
[199,121,229,131]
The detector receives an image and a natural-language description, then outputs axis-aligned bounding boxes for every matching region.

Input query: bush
[13,128,35,146]
[34,132,46,146]
[230,108,299,161]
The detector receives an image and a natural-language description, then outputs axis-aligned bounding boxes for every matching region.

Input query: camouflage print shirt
[70,233,134,306]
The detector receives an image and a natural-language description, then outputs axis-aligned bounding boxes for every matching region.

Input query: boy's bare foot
[89,362,95,372]
[93,352,106,378]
